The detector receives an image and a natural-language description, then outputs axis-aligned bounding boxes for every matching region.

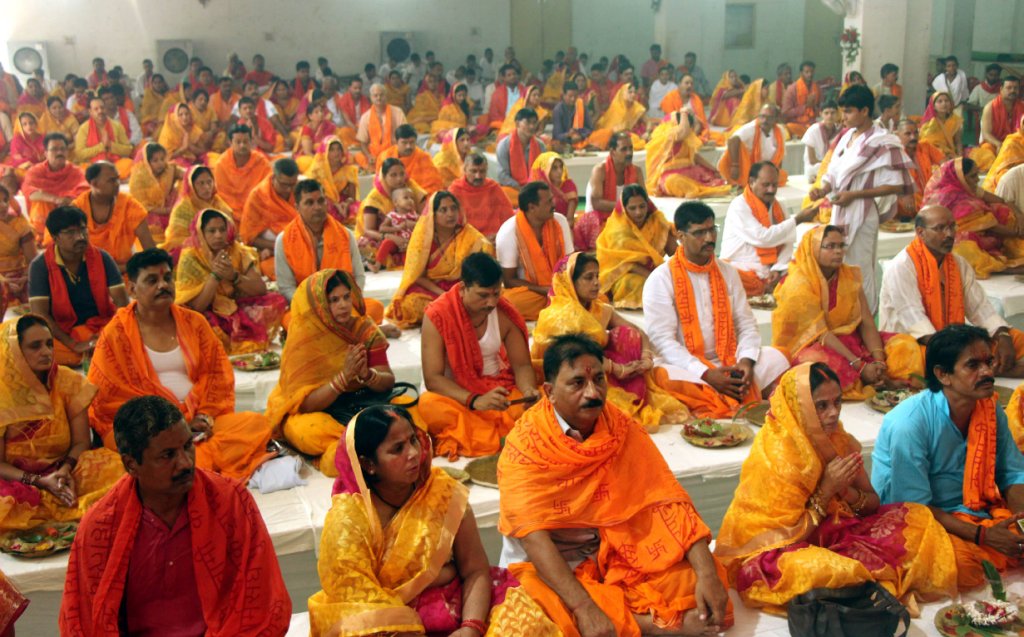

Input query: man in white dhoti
[808,84,913,314]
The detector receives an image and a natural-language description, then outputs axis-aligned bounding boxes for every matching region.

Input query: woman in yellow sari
[530,151,578,220]
[919,91,963,159]
[431,83,473,141]
[497,84,550,140]
[308,404,559,637]
[38,96,79,142]
[715,362,957,612]
[265,270,395,475]
[162,164,233,258]
[532,252,688,430]
[305,135,360,225]
[266,79,299,135]
[982,113,1024,192]
[772,225,921,399]
[188,88,226,153]
[128,142,183,246]
[541,66,565,105]
[385,191,492,329]
[586,83,648,150]
[709,70,747,127]
[408,74,443,134]
[0,315,124,530]
[646,109,732,199]
[596,184,675,309]
[432,127,471,188]
[175,209,287,354]
[726,78,769,134]
[0,185,35,310]
[357,158,427,260]
[157,102,207,168]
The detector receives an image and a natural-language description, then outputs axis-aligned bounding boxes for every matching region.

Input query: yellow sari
[157,103,204,165]
[407,88,442,134]
[189,102,227,152]
[586,84,647,150]
[0,316,124,530]
[715,364,957,612]
[128,142,181,244]
[265,270,388,474]
[162,165,234,255]
[497,85,549,138]
[542,69,565,103]
[772,227,920,399]
[596,199,670,309]
[308,410,559,637]
[385,192,492,329]
[305,135,360,221]
[431,128,465,188]
[531,252,688,431]
[727,78,767,134]
[919,92,963,158]
[982,126,1024,192]
[645,111,732,199]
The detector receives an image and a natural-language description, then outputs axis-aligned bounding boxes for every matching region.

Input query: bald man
[356,83,407,170]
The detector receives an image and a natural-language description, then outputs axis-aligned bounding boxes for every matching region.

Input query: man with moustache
[879,205,1024,377]
[22,133,89,242]
[60,395,290,636]
[644,201,789,419]
[447,152,513,242]
[498,334,732,637]
[872,324,1024,588]
[86,249,276,480]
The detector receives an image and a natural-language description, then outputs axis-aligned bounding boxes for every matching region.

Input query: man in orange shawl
[73,97,133,180]
[781,61,821,137]
[28,205,128,366]
[335,77,371,137]
[718,104,788,187]
[644,202,789,418]
[488,64,526,130]
[240,157,299,278]
[209,76,239,127]
[88,249,277,480]
[574,132,642,252]
[495,182,573,320]
[71,162,155,271]
[974,77,1023,171]
[896,119,945,219]
[60,395,290,636]
[879,205,1024,377]
[499,333,732,636]
[448,152,514,242]
[22,132,88,242]
[659,74,718,145]
[420,252,539,459]
[378,124,443,192]
[212,123,272,217]
[356,83,408,171]
[496,108,545,202]
[274,179,386,325]
[767,63,792,108]
[873,324,1024,588]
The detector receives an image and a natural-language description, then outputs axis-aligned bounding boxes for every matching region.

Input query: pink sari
[923,157,1016,258]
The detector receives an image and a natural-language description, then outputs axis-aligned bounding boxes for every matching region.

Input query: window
[725,4,756,49]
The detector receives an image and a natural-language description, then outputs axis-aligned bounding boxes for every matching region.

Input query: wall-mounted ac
[157,39,193,85]
[380,32,417,65]
[7,41,50,83]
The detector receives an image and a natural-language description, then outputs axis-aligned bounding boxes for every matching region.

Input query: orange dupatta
[68,191,147,266]
[742,185,785,266]
[238,175,296,244]
[990,95,1024,141]
[367,106,395,157]
[793,79,821,124]
[211,148,272,213]
[280,215,353,286]
[514,210,563,287]
[598,153,638,208]
[669,248,737,368]
[963,397,1001,511]
[906,236,965,329]
[128,142,178,212]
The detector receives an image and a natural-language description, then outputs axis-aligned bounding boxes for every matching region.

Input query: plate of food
[230,351,281,372]
[0,521,78,558]
[934,601,1023,636]
[735,401,769,427]
[867,388,918,414]
[747,294,776,310]
[681,419,753,448]
[880,219,915,233]
[465,455,499,489]
[441,466,470,483]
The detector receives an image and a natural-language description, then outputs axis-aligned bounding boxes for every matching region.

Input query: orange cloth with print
[420,284,529,459]
[211,148,271,214]
[87,303,275,481]
[379,145,443,193]
[499,398,733,635]
[655,250,759,418]
[502,210,565,321]
[907,236,966,329]
[717,123,788,187]
[68,191,147,268]
[59,469,291,636]
[21,161,88,242]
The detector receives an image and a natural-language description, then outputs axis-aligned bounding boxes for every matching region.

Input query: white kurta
[495,213,574,279]
[996,163,1024,207]
[932,70,970,106]
[732,120,784,160]
[801,122,835,181]
[878,248,1007,339]
[641,258,788,387]
[719,194,797,279]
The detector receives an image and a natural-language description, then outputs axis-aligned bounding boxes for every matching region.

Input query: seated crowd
[0,43,1020,637]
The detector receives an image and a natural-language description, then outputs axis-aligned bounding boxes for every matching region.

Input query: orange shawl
[911,142,944,197]
[990,95,1024,142]
[70,191,148,265]
[793,79,821,124]
[379,145,443,192]
[211,148,272,213]
[59,470,291,636]
[424,284,527,394]
[367,106,396,157]
[743,185,785,266]
[514,210,563,287]
[599,153,638,207]
[448,176,514,237]
[669,248,737,368]
[508,133,541,187]
[86,303,240,440]
[21,161,87,202]
[43,244,116,334]
[209,91,238,123]
[661,91,710,133]
[906,236,965,329]
[280,215,353,285]
[963,397,1001,511]
[239,175,296,244]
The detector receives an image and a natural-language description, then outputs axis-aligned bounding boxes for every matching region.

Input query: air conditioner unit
[157,39,194,84]
[7,41,50,84]
[380,32,417,65]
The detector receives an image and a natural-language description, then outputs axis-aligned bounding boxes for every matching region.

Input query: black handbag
[787,583,910,637]
[323,381,420,425]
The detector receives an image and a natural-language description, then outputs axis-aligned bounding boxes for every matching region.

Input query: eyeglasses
[685,224,719,240]
[923,222,958,234]
[59,227,88,238]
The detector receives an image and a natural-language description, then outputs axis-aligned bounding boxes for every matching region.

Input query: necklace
[371,483,415,509]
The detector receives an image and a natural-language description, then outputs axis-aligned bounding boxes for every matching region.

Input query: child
[374,187,420,269]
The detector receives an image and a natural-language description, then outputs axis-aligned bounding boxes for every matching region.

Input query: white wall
[974,0,1024,54]
[571,0,656,69]
[1,0,511,80]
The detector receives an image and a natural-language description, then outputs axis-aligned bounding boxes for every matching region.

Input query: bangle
[849,487,868,515]
[979,525,987,547]
[20,472,38,487]
[460,619,487,635]
[466,394,479,410]
[974,524,983,545]
[330,373,347,394]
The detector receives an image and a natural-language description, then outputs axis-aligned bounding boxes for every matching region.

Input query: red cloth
[244,70,274,87]
[488,83,526,126]
[990,95,1024,142]
[337,92,370,126]
[508,133,540,187]
[43,244,116,334]
[448,176,514,236]
[59,470,291,636]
